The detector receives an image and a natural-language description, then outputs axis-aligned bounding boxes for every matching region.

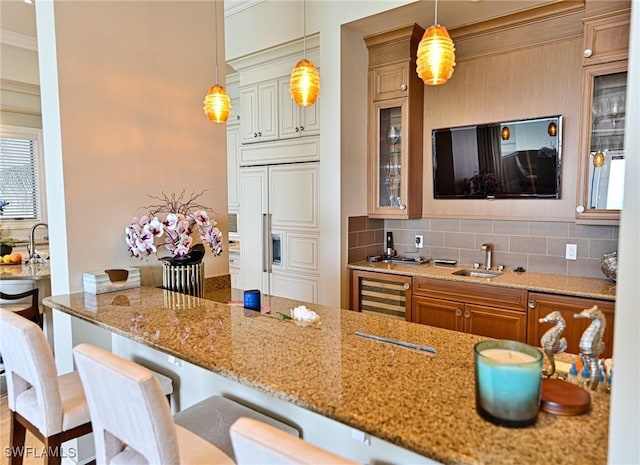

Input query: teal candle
[474,340,543,427]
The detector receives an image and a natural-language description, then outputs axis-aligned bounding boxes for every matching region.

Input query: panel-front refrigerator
[239,162,319,303]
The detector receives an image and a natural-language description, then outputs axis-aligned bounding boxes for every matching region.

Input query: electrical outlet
[415,235,424,249]
[565,244,577,260]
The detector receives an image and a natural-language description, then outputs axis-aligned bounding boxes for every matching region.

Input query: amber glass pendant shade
[203,85,231,123]
[416,25,456,86]
[290,59,320,107]
[548,121,558,136]
[501,126,510,140]
[593,152,605,168]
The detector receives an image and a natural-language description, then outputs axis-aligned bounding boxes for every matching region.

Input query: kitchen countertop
[44,287,610,465]
[0,262,51,281]
[348,261,616,301]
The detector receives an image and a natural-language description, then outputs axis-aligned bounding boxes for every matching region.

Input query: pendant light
[203,0,231,123]
[289,0,320,106]
[416,0,456,86]
[501,126,510,141]
[547,121,558,136]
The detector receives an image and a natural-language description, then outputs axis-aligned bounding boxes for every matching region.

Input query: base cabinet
[527,292,615,358]
[412,295,527,342]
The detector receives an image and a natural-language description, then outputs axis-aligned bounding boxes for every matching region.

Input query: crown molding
[224,0,263,18]
[0,29,37,51]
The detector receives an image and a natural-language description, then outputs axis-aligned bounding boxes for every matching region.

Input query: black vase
[159,243,205,266]
[0,244,12,256]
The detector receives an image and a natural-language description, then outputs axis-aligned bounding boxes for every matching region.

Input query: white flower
[125,191,223,261]
[290,305,320,324]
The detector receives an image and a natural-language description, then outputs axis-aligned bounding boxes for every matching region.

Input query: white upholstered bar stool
[72,343,234,465]
[230,417,360,465]
[0,309,92,465]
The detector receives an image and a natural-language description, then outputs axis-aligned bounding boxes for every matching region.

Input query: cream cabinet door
[270,271,319,303]
[226,126,240,209]
[278,78,320,139]
[239,80,277,144]
[269,163,318,230]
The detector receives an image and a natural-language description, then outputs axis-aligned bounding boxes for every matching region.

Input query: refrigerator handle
[262,214,269,272]
[267,213,273,273]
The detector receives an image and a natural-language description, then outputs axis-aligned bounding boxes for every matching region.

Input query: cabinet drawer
[413,277,527,311]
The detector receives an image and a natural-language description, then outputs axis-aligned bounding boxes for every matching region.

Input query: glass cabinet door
[577,62,628,220]
[587,71,626,209]
[371,98,408,215]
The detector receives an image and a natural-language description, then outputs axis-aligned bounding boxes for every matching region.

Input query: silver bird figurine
[539,311,568,377]
[575,305,606,390]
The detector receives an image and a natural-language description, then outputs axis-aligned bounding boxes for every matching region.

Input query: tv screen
[432,116,562,199]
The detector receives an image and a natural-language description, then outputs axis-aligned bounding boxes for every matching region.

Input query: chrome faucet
[481,243,492,271]
[28,222,48,264]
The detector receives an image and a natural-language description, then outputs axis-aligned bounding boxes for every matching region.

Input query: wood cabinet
[278,78,320,139]
[365,24,424,219]
[239,80,278,144]
[527,292,615,358]
[576,9,630,223]
[412,277,528,342]
[349,269,412,321]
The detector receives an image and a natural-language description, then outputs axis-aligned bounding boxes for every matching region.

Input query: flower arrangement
[125,190,223,265]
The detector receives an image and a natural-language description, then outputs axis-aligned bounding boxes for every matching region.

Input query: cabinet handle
[400,83,407,91]
[584,48,593,58]
[403,282,410,290]
[576,205,585,213]
[258,131,262,137]
[254,132,258,138]
[528,300,537,309]
[295,127,299,132]
[300,126,304,131]
[464,310,471,319]
[399,204,406,211]
[236,115,240,120]
[455,309,462,317]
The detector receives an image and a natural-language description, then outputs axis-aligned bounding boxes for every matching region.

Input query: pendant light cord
[434,0,438,26]
[303,0,307,59]
[214,0,219,83]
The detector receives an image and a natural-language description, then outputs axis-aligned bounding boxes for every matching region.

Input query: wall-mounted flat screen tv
[432,116,562,199]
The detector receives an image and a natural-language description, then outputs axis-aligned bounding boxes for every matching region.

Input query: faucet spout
[28,223,48,264]
[481,243,492,271]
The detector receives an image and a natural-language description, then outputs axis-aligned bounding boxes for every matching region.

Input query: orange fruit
[9,252,22,264]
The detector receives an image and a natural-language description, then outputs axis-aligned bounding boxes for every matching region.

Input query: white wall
[36,0,230,295]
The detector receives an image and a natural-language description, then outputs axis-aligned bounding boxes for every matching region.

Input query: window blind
[0,135,40,220]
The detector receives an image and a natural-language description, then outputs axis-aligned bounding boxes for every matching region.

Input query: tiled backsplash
[348,216,618,279]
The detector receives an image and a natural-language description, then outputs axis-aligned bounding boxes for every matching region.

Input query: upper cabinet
[278,78,320,139]
[240,80,278,144]
[576,9,630,223]
[365,24,424,219]
[229,34,321,147]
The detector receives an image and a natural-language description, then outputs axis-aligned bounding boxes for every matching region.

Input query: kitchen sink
[452,269,503,278]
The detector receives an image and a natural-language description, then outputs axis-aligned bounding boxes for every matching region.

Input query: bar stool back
[0,289,42,327]
[0,308,91,465]
[73,343,234,465]
[230,417,359,465]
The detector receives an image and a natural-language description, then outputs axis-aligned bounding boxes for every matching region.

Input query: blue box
[243,289,261,311]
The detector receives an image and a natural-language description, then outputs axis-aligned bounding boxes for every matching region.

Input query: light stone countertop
[44,287,610,465]
[0,262,51,281]
[348,261,616,301]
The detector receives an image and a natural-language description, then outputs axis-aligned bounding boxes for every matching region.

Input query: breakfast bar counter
[44,287,610,465]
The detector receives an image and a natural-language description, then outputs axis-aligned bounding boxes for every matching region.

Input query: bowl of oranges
[1,252,22,265]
